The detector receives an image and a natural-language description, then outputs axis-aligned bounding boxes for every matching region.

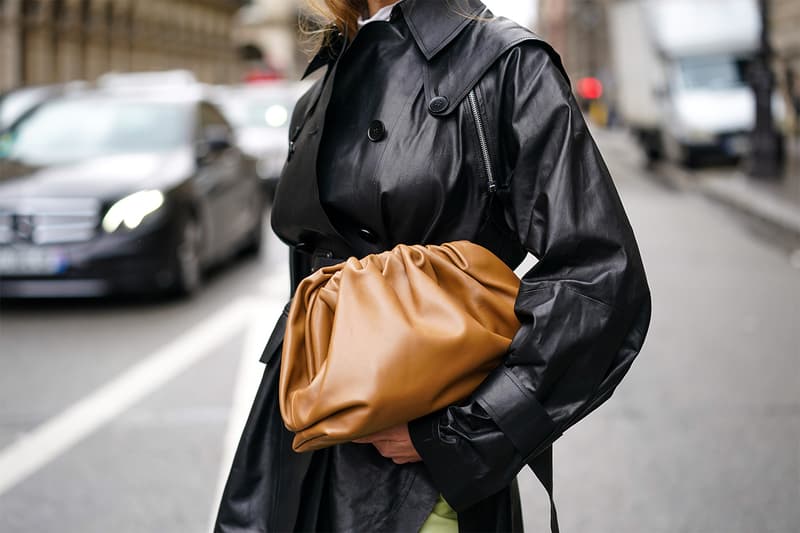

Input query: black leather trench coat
[215,1,651,532]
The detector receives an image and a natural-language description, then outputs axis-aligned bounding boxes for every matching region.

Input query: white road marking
[207,299,283,529]
[259,270,290,298]
[208,276,288,530]
[0,297,254,497]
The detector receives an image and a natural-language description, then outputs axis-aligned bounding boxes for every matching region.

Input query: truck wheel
[644,144,662,164]
[636,129,663,164]
[682,147,700,168]
[661,132,697,168]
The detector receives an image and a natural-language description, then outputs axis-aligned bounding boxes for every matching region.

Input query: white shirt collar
[357,1,402,28]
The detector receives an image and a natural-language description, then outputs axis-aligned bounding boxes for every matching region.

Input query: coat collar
[302,0,487,79]
[399,0,486,60]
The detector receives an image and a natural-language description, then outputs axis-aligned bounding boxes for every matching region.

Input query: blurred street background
[0,1,798,532]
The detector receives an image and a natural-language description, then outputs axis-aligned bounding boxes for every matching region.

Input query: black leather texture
[215,1,651,531]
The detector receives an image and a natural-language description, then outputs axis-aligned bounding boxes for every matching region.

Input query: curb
[695,173,800,243]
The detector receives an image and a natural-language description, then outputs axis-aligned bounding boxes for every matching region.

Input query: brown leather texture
[279,240,521,452]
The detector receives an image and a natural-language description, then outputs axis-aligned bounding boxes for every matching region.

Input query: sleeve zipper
[466,88,497,193]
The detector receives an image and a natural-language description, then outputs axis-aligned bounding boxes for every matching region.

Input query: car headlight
[102,190,164,233]
[264,105,289,128]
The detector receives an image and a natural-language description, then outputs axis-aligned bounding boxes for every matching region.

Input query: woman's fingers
[351,424,422,462]
[372,439,422,463]
[373,440,404,456]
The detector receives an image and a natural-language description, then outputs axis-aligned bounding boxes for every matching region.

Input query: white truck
[608,0,776,166]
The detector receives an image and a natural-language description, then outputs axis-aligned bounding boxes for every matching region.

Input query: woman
[215,1,651,532]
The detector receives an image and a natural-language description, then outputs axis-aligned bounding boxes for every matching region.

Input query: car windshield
[222,93,296,130]
[677,56,749,91]
[0,97,191,165]
[0,87,53,129]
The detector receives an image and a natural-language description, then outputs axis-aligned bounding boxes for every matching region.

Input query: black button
[428,95,449,114]
[358,228,378,243]
[367,120,386,142]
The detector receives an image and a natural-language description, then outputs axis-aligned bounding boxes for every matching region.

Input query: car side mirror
[196,125,232,164]
[203,125,232,153]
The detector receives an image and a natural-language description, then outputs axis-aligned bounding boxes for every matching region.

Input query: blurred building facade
[0,0,246,92]
[537,0,612,83]
[233,0,305,79]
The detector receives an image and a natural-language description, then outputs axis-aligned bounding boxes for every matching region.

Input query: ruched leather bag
[279,240,521,452]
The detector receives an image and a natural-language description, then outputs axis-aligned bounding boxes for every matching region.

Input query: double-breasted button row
[367,97,449,144]
[367,120,386,142]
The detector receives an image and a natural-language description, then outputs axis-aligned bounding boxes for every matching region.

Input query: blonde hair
[301,1,366,52]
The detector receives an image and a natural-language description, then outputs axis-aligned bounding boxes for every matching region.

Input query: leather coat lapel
[271,57,353,259]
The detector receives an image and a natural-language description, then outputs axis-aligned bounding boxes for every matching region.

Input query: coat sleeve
[408,42,652,511]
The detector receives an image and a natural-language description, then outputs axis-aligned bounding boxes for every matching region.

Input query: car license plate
[0,247,67,276]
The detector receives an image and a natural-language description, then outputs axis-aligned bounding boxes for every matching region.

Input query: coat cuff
[408,366,560,511]
[408,410,477,512]
[474,366,559,456]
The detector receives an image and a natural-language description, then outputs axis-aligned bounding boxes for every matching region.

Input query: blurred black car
[0,88,264,297]
[212,81,311,199]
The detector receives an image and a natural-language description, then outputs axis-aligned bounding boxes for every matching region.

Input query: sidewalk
[697,170,800,241]
[671,137,800,245]
[592,125,800,245]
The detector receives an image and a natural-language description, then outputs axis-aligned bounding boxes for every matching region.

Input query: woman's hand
[353,424,423,464]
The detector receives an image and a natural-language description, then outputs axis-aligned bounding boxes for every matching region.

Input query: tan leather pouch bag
[279,240,521,452]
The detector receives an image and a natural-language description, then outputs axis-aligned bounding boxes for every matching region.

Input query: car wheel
[240,218,263,258]
[173,217,203,296]
[239,196,264,257]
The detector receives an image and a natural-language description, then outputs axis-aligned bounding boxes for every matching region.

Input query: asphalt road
[1,128,798,533]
